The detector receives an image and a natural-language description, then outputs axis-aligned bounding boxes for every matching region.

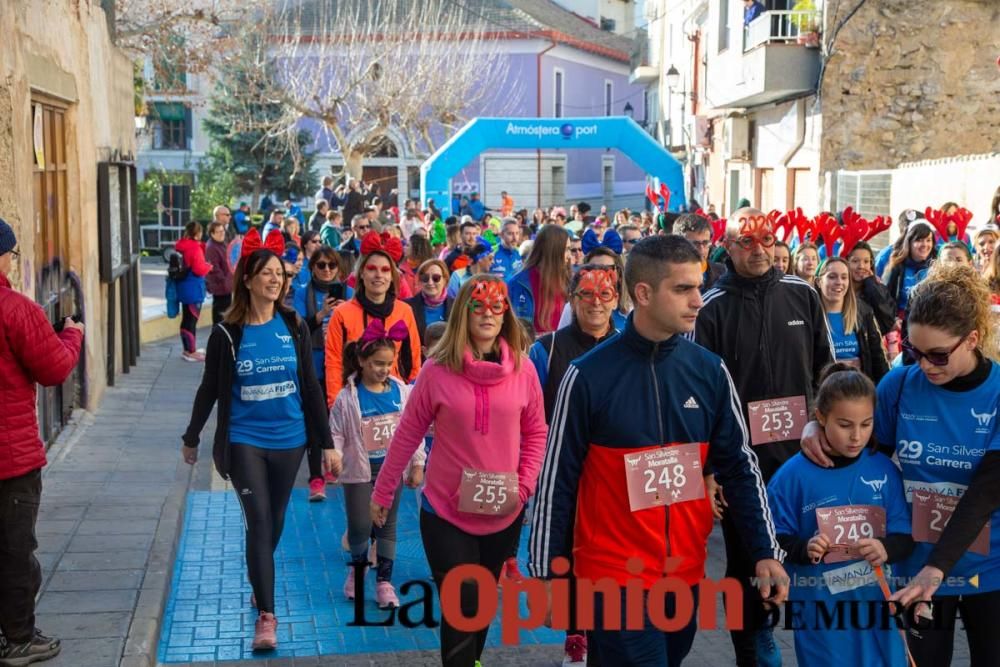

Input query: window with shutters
[150,102,190,150]
[834,171,893,250]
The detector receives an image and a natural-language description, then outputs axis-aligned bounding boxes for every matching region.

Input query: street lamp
[623,102,634,119]
[665,65,680,91]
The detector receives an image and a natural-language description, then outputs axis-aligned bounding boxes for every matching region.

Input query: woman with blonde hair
[507,224,571,334]
[815,257,889,383]
[370,274,547,667]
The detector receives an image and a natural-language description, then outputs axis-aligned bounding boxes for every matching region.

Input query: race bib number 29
[624,443,704,512]
[912,491,990,556]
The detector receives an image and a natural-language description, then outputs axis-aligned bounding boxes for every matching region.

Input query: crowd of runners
[165,182,1000,667]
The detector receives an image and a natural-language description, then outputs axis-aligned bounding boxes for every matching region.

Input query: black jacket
[703,261,726,292]
[342,190,365,226]
[857,275,896,334]
[404,295,454,347]
[531,319,618,421]
[181,309,333,479]
[854,298,890,384]
[694,263,834,480]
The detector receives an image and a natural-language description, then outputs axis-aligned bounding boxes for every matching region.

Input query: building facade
[1,0,140,440]
[636,0,998,232]
[137,0,651,220]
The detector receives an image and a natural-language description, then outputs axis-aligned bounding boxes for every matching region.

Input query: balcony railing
[744,10,821,52]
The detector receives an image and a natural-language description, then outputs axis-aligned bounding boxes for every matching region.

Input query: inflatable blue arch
[420,117,687,217]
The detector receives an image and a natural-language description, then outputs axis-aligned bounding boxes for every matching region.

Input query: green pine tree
[202,50,317,211]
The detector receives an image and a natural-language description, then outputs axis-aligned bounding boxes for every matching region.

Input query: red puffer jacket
[0,274,84,480]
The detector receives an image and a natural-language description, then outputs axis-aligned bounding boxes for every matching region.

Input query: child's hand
[324,449,343,478]
[406,466,424,488]
[856,538,888,567]
[370,500,389,528]
[807,533,831,563]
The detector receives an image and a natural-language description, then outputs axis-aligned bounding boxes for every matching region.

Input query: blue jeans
[589,585,699,667]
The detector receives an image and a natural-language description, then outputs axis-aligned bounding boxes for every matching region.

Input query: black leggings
[180,303,202,353]
[211,293,231,325]
[907,589,1000,666]
[420,508,524,667]
[229,444,306,614]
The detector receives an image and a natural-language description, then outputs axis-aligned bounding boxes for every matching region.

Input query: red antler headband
[240,228,285,259]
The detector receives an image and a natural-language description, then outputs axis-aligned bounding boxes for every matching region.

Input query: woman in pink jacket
[371,274,548,667]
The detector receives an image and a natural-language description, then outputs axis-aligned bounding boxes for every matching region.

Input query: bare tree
[243,0,521,180]
[114,0,257,84]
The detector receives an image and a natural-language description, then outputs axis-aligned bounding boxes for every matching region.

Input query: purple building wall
[296,45,649,209]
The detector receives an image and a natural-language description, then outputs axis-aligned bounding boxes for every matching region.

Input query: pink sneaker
[344,565,367,600]
[324,471,337,485]
[563,633,587,665]
[502,557,524,583]
[376,581,399,609]
[308,477,326,502]
[251,612,278,651]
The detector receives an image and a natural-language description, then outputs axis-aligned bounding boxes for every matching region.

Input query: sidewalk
[28,333,970,666]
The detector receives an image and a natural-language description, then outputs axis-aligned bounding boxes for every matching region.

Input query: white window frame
[553,67,565,118]
[604,79,613,116]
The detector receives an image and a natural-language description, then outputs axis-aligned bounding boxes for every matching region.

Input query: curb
[120,458,193,667]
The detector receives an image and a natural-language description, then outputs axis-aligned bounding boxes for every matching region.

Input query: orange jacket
[324,298,422,406]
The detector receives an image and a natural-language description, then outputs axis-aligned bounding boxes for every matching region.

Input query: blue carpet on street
[158,488,562,663]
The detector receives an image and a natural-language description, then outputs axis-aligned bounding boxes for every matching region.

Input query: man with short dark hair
[531,235,787,666]
[309,200,329,233]
[0,218,84,666]
[316,175,335,208]
[568,235,584,267]
[694,207,833,666]
[491,219,523,280]
[673,213,725,291]
[618,224,642,256]
[468,192,485,221]
[262,209,284,236]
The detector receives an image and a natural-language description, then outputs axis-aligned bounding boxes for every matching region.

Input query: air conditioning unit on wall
[722,117,750,161]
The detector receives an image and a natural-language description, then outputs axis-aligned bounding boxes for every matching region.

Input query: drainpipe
[781,98,807,208]
[781,98,807,167]
[537,37,557,209]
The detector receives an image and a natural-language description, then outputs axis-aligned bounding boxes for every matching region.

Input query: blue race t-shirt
[229,317,306,449]
[827,312,860,362]
[357,381,402,463]
[897,265,928,311]
[768,451,910,667]
[875,363,1000,595]
[424,302,446,327]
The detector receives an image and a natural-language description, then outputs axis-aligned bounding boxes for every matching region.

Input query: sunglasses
[732,233,777,250]
[575,288,618,304]
[419,274,444,284]
[365,264,392,273]
[356,225,370,231]
[624,238,640,246]
[901,336,967,367]
[312,261,337,270]
[469,300,509,316]
[570,247,584,254]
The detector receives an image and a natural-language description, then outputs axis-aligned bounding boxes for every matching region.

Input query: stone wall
[820,0,1000,171]
[0,0,136,409]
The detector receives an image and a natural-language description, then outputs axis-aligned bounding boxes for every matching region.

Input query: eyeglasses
[312,261,337,270]
[732,233,777,250]
[356,225,370,231]
[308,239,321,245]
[570,247,584,254]
[420,274,444,284]
[901,336,967,367]
[624,238,640,246]
[469,299,509,316]
[575,288,618,304]
[365,264,392,274]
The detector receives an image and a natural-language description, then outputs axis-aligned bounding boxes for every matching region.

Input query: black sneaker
[0,629,61,666]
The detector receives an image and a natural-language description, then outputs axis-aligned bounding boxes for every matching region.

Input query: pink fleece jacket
[372,338,548,535]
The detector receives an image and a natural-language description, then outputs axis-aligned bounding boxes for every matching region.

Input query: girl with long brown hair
[507,224,571,334]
